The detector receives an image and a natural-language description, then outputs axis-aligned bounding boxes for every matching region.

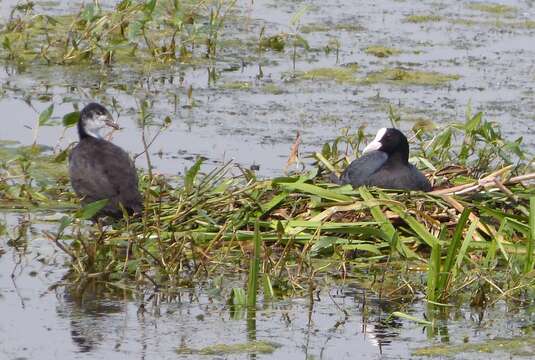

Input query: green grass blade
[262,273,274,300]
[278,182,353,202]
[230,288,246,306]
[184,157,204,193]
[389,311,432,326]
[247,219,261,308]
[523,197,535,273]
[427,241,441,302]
[75,199,109,220]
[438,208,470,293]
[382,194,439,248]
[259,192,288,215]
[450,221,478,283]
[484,237,497,269]
[359,188,419,259]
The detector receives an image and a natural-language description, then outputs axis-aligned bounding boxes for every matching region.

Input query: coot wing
[364,163,431,191]
[69,138,142,216]
[338,150,388,186]
[408,164,432,191]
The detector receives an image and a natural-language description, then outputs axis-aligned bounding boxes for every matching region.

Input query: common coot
[333,128,431,191]
[68,103,143,219]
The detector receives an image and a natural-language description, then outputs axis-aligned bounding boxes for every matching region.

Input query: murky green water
[1,0,535,359]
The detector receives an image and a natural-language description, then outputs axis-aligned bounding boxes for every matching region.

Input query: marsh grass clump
[362,68,459,86]
[364,46,400,58]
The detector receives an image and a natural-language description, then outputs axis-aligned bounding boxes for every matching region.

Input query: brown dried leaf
[284,131,301,174]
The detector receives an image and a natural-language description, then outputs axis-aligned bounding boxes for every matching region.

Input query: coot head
[78,103,119,139]
[363,128,409,163]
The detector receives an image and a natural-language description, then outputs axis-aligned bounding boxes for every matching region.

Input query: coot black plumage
[68,103,142,218]
[333,128,431,191]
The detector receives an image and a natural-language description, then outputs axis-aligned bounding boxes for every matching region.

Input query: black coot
[333,128,431,191]
[68,103,143,218]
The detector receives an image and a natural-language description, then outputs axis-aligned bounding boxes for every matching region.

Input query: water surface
[1,0,535,359]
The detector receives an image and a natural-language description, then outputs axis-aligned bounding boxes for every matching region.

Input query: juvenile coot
[68,103,142,218]
[333,128,431,191]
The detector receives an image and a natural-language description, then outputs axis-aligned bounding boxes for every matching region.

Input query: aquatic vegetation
[261,83,284,95]
[0,0,238,65]
[413,335,535,357]
[467,3,516,15]
[2,1,535,358]
[364,46,400,58]
[1,110,526,316]
[405,14,442,23]
[178,340,278,355]
[300,22,365,34]
[411,118,436,132]
[0,142,72,210]
[298,65,359,83]
[259,34,286,52]
[220,81,252,90]
[449,18,478,27]
[362,68,460,86]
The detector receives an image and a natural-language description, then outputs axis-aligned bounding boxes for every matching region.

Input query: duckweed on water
[447,17,535,29]
[413,336,535,357]
[300,22,365,34]
[220,81,252,90]
[405,14,442,23]
[466,3,516,15]
[364,46,400,58]
[178,340,278,355]
[261,83,284,95]
[259,34,286,52]
[362,68,459,86]
[299,65,358,83]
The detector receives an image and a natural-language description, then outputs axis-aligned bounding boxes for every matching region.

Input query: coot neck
[387,139,409,164]
[77,118,104,140]
[77,119,90,139]
[387,150,409,164]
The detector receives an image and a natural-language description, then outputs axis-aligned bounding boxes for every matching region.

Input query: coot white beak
[363,128,386,153]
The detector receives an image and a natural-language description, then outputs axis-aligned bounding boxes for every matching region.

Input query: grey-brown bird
[68,103,142,218]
